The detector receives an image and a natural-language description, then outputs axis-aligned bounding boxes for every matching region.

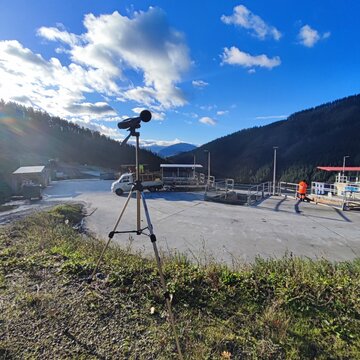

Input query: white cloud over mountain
[221,5,282,41]
[0,8,192,129]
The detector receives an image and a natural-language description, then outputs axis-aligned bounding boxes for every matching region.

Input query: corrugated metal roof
[160,164,203,168]
[317,166,360,172]
[13,166,46,174]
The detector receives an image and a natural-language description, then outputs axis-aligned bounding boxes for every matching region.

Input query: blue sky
[0,1,359,148]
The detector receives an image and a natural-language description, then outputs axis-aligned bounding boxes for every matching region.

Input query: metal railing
[335,174,360,184]
[343,184,360,210]
[311,181,360,210]
[278,182,298,198]
[310,182,336,196]
[205,178,252,204]
[247,181,272,205]
[163,172,207,186]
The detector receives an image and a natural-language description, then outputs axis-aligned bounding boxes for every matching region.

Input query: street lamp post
[204,150,211,184]
[273,146,278,195]
[342,155,349,182]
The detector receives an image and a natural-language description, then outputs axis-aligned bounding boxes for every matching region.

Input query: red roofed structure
[317,166,360,172]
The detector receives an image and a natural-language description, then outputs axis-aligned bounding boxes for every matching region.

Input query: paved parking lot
[3,179,360,266]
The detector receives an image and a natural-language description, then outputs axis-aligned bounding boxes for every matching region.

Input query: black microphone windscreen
[140,110,152,122]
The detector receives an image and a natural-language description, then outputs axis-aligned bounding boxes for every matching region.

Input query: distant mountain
[158,143,197,157]
[172,94,360,183]
[144,145,166,154]
[144,142,197,157]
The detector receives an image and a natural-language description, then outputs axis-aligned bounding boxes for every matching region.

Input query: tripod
[90,119,183,359]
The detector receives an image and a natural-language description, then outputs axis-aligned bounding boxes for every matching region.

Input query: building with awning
[312,166,360,210]
[317,166,360,184]
[317,166,360,172]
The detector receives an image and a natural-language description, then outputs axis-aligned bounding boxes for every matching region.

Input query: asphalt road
[3,179,360,266]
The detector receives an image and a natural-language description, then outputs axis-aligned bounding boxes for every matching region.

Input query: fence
[205,178,273,205]
[278,182,299,198]
[247,182,272,205]
[277,181,360,210]
[311,181,360,210]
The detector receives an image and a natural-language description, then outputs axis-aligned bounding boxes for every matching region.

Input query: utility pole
[342,155,349,182]
[273,146,278,195]
[204,150,211,185]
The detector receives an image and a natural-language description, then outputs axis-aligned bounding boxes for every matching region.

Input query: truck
[111,173,163,196]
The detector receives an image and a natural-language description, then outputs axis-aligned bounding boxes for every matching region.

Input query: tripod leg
[90,189,133,280]
[140,192,183,359]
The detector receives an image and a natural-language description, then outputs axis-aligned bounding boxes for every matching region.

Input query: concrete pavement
[34,179,360,266]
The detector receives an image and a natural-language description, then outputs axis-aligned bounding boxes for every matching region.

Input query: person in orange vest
[297,180,308,201]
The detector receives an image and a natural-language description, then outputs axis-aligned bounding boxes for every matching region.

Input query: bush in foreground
[0,204,359,359]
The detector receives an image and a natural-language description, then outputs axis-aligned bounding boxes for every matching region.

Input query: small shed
[160,164,204,185]
[12,166,50,192]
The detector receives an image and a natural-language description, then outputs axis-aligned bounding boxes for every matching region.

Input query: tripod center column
[135,133,141,232]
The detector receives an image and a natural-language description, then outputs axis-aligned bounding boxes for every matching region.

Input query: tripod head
[119,110,152,146]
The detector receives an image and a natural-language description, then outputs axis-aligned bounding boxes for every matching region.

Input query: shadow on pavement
[294,199,302,214]
[333,207,352,222]
[274,196,287,211]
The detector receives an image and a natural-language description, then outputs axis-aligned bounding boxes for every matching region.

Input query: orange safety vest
[298,181,307,195]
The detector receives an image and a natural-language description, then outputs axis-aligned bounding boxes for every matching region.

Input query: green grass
[0,204,359,359]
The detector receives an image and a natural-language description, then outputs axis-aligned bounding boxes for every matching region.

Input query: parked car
[111,173,163,196]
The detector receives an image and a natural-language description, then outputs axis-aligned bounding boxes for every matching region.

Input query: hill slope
[172,94,360,183]
[0,100,163,176]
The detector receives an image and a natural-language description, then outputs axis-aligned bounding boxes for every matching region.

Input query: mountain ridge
[158,143,197,157]
[172,94,360,183]
[0,100,163,176]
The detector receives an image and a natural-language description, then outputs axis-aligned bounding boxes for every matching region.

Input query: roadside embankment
[0,205,359,359]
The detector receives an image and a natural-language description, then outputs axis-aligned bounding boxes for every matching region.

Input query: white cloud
[0,7,192,129]
[199,117,216,126]
[221,5,281,40]
[217,110,229,116]
[0,40,109,121]
[221,46,281,69]
[141,138,182,147]
[37,26,81,46]
[62,8,191,109]
[192,80,209,88]
[181,112,199,119]
[298,25,330,47]
[65,102,116,115]
[256,115,288,120]
[200,104,217,111]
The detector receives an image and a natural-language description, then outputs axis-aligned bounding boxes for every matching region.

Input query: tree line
[0,100,163,199]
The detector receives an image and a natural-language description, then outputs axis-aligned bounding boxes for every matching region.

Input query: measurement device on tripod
[89,110,183,359]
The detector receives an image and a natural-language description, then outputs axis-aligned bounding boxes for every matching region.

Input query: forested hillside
[172,94,360,183]
[0,100,163,176]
